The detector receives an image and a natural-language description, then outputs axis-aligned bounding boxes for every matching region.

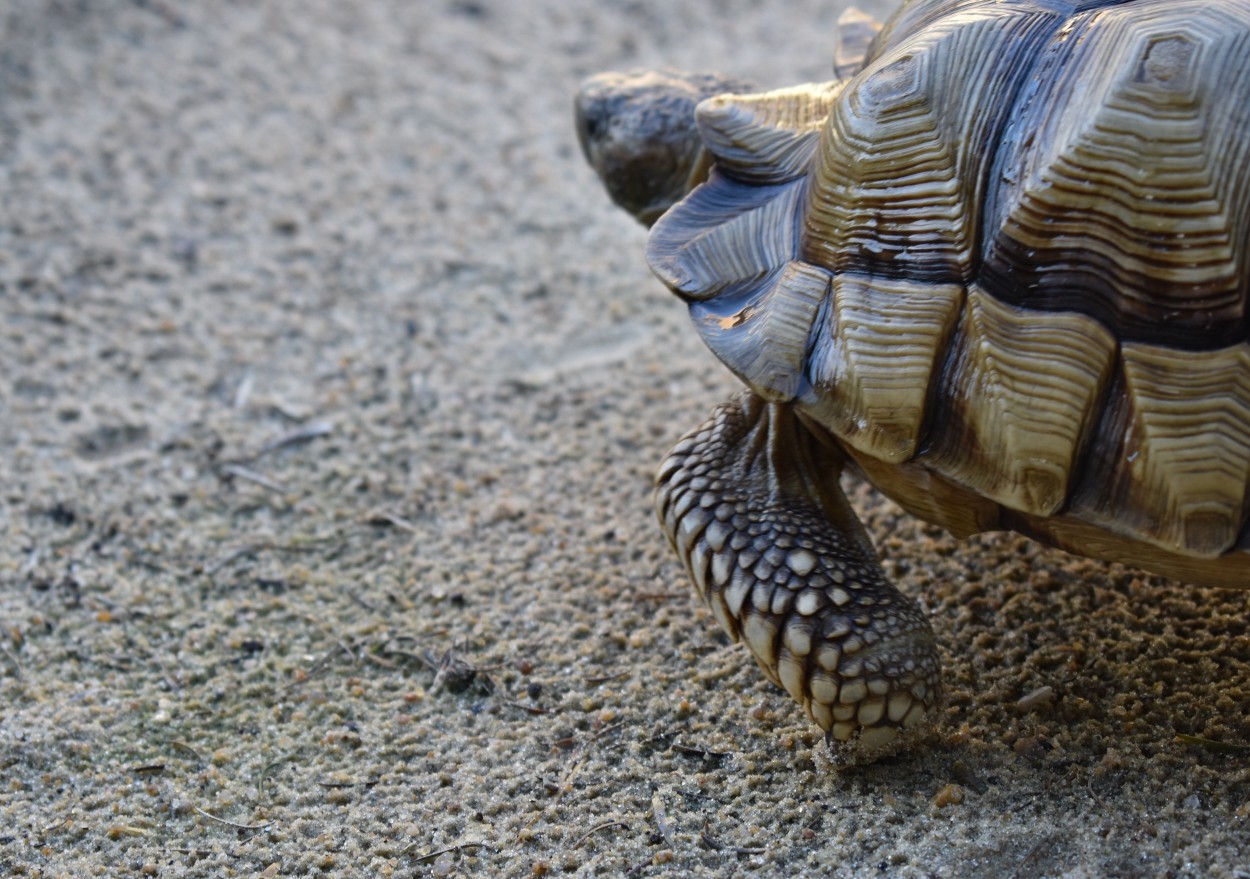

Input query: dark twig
[573,820,628,849]
[317,778,380,789]
[701,822,766,855]
[642,728,731,762]
[254,420,333,458]
[1176,733,1250,753]
[500,698,548,716]
[362,510,417,532]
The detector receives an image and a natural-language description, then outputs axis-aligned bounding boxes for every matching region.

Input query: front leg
[654,391,940,758]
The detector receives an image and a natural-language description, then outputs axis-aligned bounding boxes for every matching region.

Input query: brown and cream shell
[648,0,1250,587]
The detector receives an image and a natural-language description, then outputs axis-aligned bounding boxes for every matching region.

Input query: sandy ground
[2,1,1249,876]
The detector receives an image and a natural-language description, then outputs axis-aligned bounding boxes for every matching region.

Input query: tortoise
[575,0,1250,757]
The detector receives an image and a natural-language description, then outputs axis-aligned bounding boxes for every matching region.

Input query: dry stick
[550,754,588,803]
[523,718,630,838]
[1010,838,1050,879]
[625,857,652,878]
[205,536,337,576]
[1176,733,1250,753]
[700,823,765,855]
[217,463,288,494]
[258,754,297,803]
[39,818,69,836]
[211,420,333,498]
[205,544,267,575]
[150,650,184,693]
[317,778,380,789]
[347,589,381,612]
[406,841,492,863]
[500,697,547,716]
[361,648,399,670]
[192,806,273,832]
[572,820,629,850]
[584,670,630,685]
[640,728,730,761]
[221,420,335,469]
[170,741,205,765]
[1,642,22,678]
[299,613,359,663]
[362,510,417,532]
[547,720,630,805]
[165,847,215,858]
[254,420,333,458]
[278,635,363,692]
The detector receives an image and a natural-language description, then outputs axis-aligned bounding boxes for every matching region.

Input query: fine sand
[2,1,1249,876]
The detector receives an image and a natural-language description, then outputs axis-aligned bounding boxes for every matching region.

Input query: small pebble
[933,783,964,807]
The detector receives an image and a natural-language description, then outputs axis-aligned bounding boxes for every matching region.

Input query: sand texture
[2,0,1249,876]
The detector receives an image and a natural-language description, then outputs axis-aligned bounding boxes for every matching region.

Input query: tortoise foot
[655,392,942,758]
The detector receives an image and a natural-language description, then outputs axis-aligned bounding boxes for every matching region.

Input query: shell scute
[919,287,1118,518]
[803,2,1066,282]
[1072,342,1250,557]
[802,274,963,463]
[641,0,1250,577]
[982,0,1250,347]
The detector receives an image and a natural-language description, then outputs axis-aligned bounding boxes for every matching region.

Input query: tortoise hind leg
[655,391,941,757]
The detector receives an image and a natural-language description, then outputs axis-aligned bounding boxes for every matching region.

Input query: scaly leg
[655,391,941,757]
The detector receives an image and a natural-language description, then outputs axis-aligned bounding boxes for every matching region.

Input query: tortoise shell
[647,0,1250,588]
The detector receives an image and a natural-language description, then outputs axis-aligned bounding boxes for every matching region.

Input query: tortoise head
[574,70,754,227]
